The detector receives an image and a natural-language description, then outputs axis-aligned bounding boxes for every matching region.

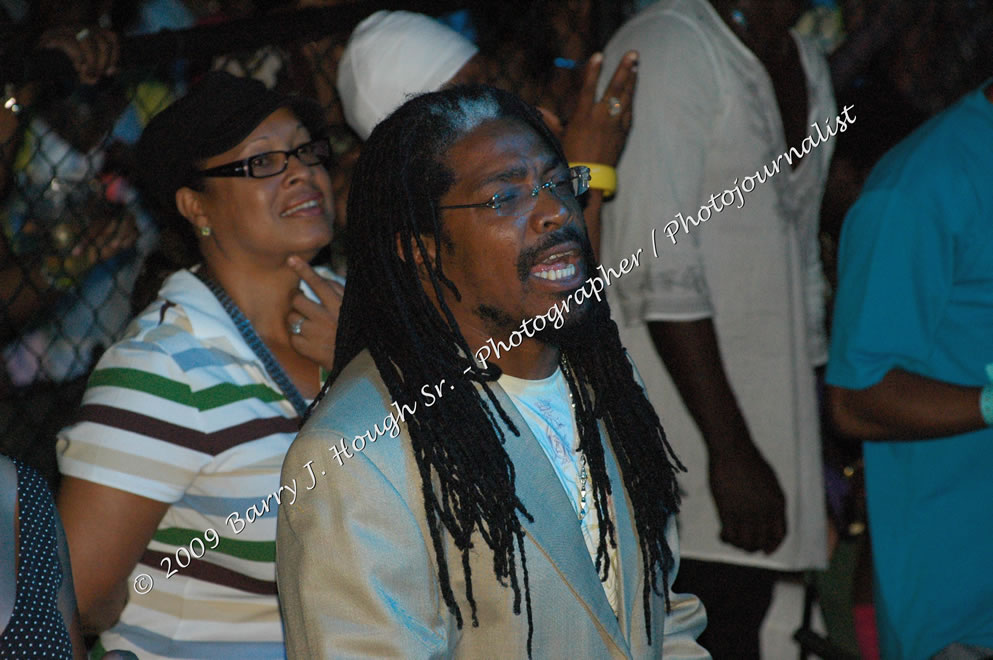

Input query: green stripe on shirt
[153,527,276,562]
[88,368,285,410]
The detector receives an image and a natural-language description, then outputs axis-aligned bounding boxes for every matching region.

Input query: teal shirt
[826,84,993,659]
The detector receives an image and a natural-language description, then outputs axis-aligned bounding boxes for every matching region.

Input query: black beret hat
[135,71,326,212]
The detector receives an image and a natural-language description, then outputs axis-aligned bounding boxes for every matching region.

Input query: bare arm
[647,318,786,554]
[56,477,170,634]
[561,51,637,260]
[827,368,986,442]
[53,506,87,659]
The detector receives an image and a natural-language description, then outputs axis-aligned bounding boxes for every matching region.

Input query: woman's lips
[280,195,325,217]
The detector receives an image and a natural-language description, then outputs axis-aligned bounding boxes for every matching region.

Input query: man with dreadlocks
[276,84,709,659]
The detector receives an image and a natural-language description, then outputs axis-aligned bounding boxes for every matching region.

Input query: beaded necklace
[567,382,590,520]
[194,269,309,418]
[578,453,589,520]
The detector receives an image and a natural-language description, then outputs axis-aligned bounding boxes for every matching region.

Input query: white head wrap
[337,10,479,140]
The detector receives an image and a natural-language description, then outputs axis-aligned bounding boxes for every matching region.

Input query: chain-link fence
[0,0,630,490]
[0,2,441,488]
[3,0,992,492]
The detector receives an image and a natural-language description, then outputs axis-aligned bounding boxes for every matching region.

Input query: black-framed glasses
[438,165,591,217]
[195,138,331,179]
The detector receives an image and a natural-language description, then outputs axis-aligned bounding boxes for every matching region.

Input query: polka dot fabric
[0,458,73,658]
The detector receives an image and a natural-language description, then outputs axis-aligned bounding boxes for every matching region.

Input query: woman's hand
[286,256,343,372]
[560,50,638,167]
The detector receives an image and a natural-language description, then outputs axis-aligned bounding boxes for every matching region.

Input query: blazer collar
[486,381,637,655]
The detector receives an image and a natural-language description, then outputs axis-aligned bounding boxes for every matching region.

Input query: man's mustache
[515,225,593,283]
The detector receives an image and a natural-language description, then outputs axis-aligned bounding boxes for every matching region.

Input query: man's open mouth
[529,244,583,285]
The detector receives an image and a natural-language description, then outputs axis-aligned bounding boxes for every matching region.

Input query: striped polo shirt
[58,267,329,659]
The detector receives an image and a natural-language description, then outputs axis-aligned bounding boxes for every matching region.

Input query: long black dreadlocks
[311,85,684,654]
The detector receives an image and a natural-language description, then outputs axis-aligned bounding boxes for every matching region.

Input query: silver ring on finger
[75,28,91,41]
[606,96,622,117]
[290,318,304,335]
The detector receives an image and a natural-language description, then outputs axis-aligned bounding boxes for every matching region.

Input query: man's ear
[175,187,209,235]
[395,232,438,276]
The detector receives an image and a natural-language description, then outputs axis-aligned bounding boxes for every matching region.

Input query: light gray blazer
[276,351,709,659]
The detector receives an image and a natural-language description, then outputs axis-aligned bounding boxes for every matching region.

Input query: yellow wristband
[570,162,617,198]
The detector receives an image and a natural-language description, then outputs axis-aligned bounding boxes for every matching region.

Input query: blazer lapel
[486,383,630,656]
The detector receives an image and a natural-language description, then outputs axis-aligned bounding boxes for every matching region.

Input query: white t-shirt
[499,368,620,616]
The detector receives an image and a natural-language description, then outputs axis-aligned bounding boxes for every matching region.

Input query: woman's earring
[200,226,212,237]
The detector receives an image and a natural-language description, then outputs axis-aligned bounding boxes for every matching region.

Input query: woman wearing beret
[54,71,342,659]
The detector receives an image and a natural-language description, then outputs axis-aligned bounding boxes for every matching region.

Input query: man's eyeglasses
[196,138,331,179]
[438,165,591,217]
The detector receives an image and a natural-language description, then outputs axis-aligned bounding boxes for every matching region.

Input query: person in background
[335,9,637,259]
[597,0,836,656]
[0,453,87,659]
[55,71,341,659]
[826,79,993,660]
[1,0,179,488]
